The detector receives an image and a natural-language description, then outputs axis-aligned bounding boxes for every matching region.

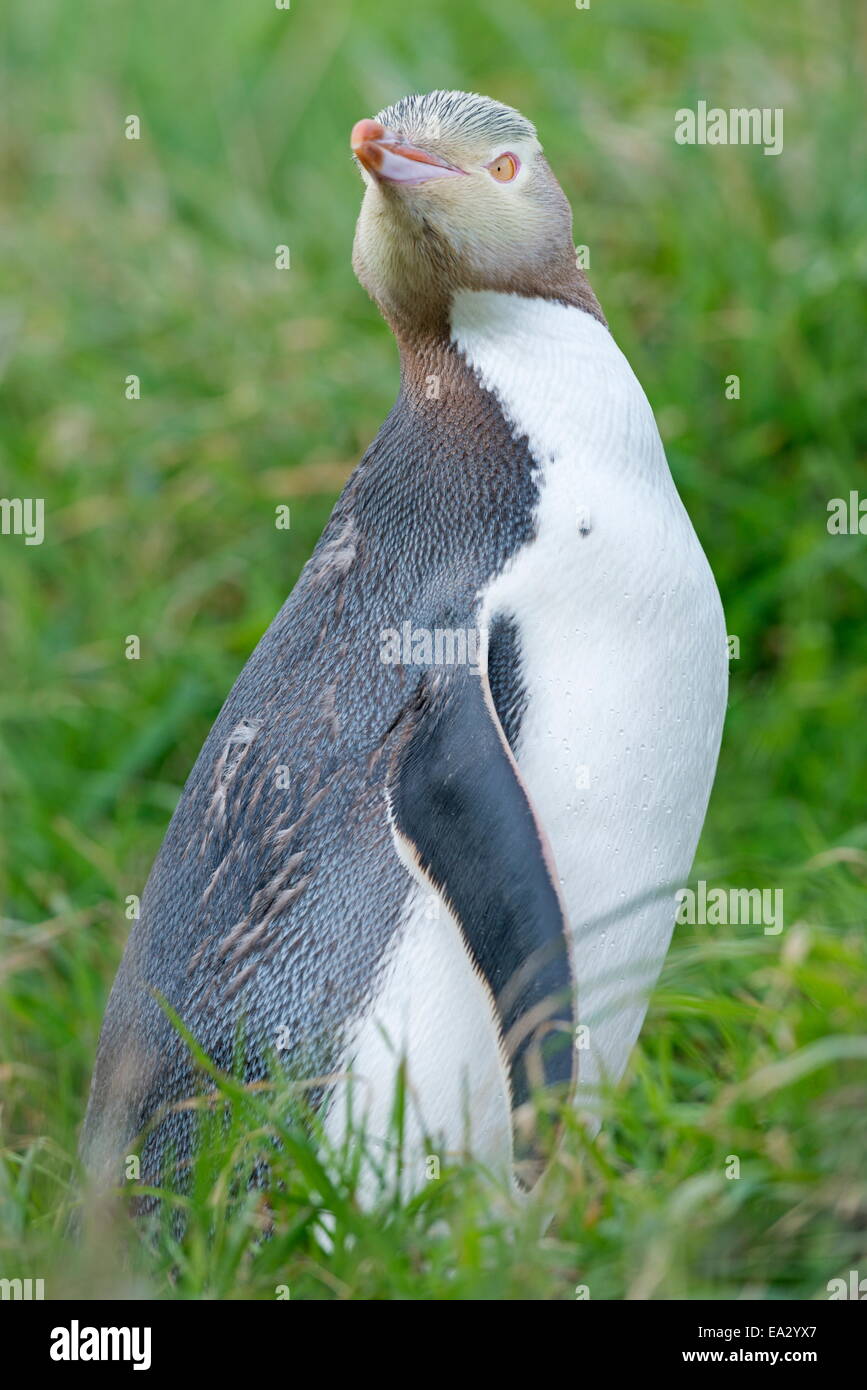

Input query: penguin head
[351,90,588,339]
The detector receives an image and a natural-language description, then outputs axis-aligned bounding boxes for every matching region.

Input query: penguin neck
[394,275,606,415]
[395,327,475,412]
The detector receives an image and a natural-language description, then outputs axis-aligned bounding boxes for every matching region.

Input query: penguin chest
[487,470,727,1091]
[453,291,728,1098]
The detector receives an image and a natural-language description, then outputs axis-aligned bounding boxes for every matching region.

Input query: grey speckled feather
[377,90,537,147]
[81,342,542,1190]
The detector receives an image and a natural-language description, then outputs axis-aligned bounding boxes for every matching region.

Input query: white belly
[324,882,512,1200]
[452,291,728,1116]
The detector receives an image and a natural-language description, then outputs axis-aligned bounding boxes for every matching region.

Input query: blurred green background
[0,0,865,1298]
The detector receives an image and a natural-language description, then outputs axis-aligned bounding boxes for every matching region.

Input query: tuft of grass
[11,897,867,1301]
[1,0,865,1298]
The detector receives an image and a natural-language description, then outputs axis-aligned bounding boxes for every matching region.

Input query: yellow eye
[487,152,519,182]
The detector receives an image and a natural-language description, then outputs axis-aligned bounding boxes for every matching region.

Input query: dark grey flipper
[388,663,576,1122]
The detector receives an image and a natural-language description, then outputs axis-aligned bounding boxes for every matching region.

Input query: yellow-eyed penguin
[82,91,727,1200]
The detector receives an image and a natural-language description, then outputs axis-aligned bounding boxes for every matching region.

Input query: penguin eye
[487,152,520,182]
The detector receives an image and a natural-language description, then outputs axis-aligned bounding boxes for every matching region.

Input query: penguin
[82,90,728,1201]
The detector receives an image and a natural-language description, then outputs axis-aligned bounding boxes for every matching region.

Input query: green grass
[1,0,865,1299]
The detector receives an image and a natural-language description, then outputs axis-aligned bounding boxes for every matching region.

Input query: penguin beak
[351,119,465,185]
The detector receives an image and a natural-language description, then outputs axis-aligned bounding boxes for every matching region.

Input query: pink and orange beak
[351,118,465,185]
